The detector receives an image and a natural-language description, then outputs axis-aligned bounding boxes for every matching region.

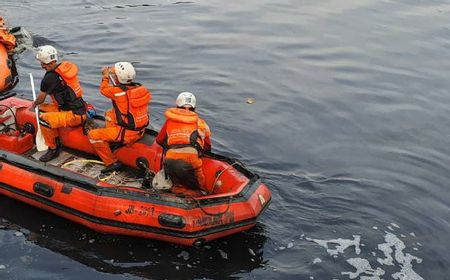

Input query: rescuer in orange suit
[156,92,212,193]
[87,62,152,173]
[32,45,87,162]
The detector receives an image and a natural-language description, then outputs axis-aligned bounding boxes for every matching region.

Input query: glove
[86,103,96,119]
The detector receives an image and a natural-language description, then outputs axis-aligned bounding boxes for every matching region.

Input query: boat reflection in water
[0,195,268,279]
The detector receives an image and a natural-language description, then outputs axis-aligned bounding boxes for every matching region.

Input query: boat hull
[0,97,272,245]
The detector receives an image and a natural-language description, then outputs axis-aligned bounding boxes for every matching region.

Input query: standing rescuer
[87,62,152,173]
[156,92,212,193]
[32,45,87,162]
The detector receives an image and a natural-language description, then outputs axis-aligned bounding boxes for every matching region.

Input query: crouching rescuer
[32,45,87,162]
[156,92,212,194]
[88,62,152,173]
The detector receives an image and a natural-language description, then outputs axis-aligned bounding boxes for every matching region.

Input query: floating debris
[313,258,322,264]
[0,264,5,270]
[14,231,23,237]
[89,239,95,244]
[218,249,228,260]
[246,98,255,104]
[287,242,294,249]
[248,248,256,256]
[177,251,190,261]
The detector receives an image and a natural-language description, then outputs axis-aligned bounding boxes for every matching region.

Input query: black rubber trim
[0,181,271,239]
[33,182,54,197]
[61,184,72,194]
[0,92,17,101]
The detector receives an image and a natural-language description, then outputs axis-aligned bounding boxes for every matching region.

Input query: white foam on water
[387,226,394,231]
[308,226,424,280]
[307,235,361,256]
[377,232,423,280]
[341,258,384,280]
[372,226,378,230]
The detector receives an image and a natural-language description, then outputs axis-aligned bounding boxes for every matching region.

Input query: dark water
[1,0,450,279]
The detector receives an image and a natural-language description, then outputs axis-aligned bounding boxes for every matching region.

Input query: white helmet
[176,92,196,108]
[36,45,58,64]
[114,62,136,84]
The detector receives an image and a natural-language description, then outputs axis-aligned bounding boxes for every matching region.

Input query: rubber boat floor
[27,148,148,189]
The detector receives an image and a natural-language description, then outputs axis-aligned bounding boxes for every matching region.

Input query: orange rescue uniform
[0,17,17,92]
[156,108,211,193]
[87,78,151,166]
[38,61,86,149]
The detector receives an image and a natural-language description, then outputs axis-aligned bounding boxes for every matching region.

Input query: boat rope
[62,159,113,182]
[61,159,143,184]
[211,162,239,194]
[61,159,104,168]
[186,161,240,217]
[188,194,232,217]
[0,104,18,132]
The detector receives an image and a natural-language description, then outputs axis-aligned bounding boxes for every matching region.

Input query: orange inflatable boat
[0,95,271,246]
[0,17,17,93]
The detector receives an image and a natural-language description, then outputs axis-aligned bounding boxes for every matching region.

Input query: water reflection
[0,195,267,279]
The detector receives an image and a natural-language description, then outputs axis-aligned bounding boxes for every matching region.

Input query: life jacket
[112,84,151,131]
[53,61,86,115]
[55,61,83,98]
[0,17,16,51]
[164,108,204,152]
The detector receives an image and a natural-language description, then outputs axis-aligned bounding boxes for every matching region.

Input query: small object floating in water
[246,97,255,104]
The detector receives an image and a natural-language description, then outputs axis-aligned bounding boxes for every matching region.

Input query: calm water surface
[1,0,450,279]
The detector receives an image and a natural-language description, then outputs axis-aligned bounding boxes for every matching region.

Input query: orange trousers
[165,148,209,193]
[87,110,144,166]
[38,103,84,149]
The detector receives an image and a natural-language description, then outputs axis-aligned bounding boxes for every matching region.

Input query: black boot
[39,148,61,162]
[39,138,62,162]
[101,161,123,174]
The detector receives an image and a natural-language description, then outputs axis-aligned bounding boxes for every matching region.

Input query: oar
[29,73,48,151]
